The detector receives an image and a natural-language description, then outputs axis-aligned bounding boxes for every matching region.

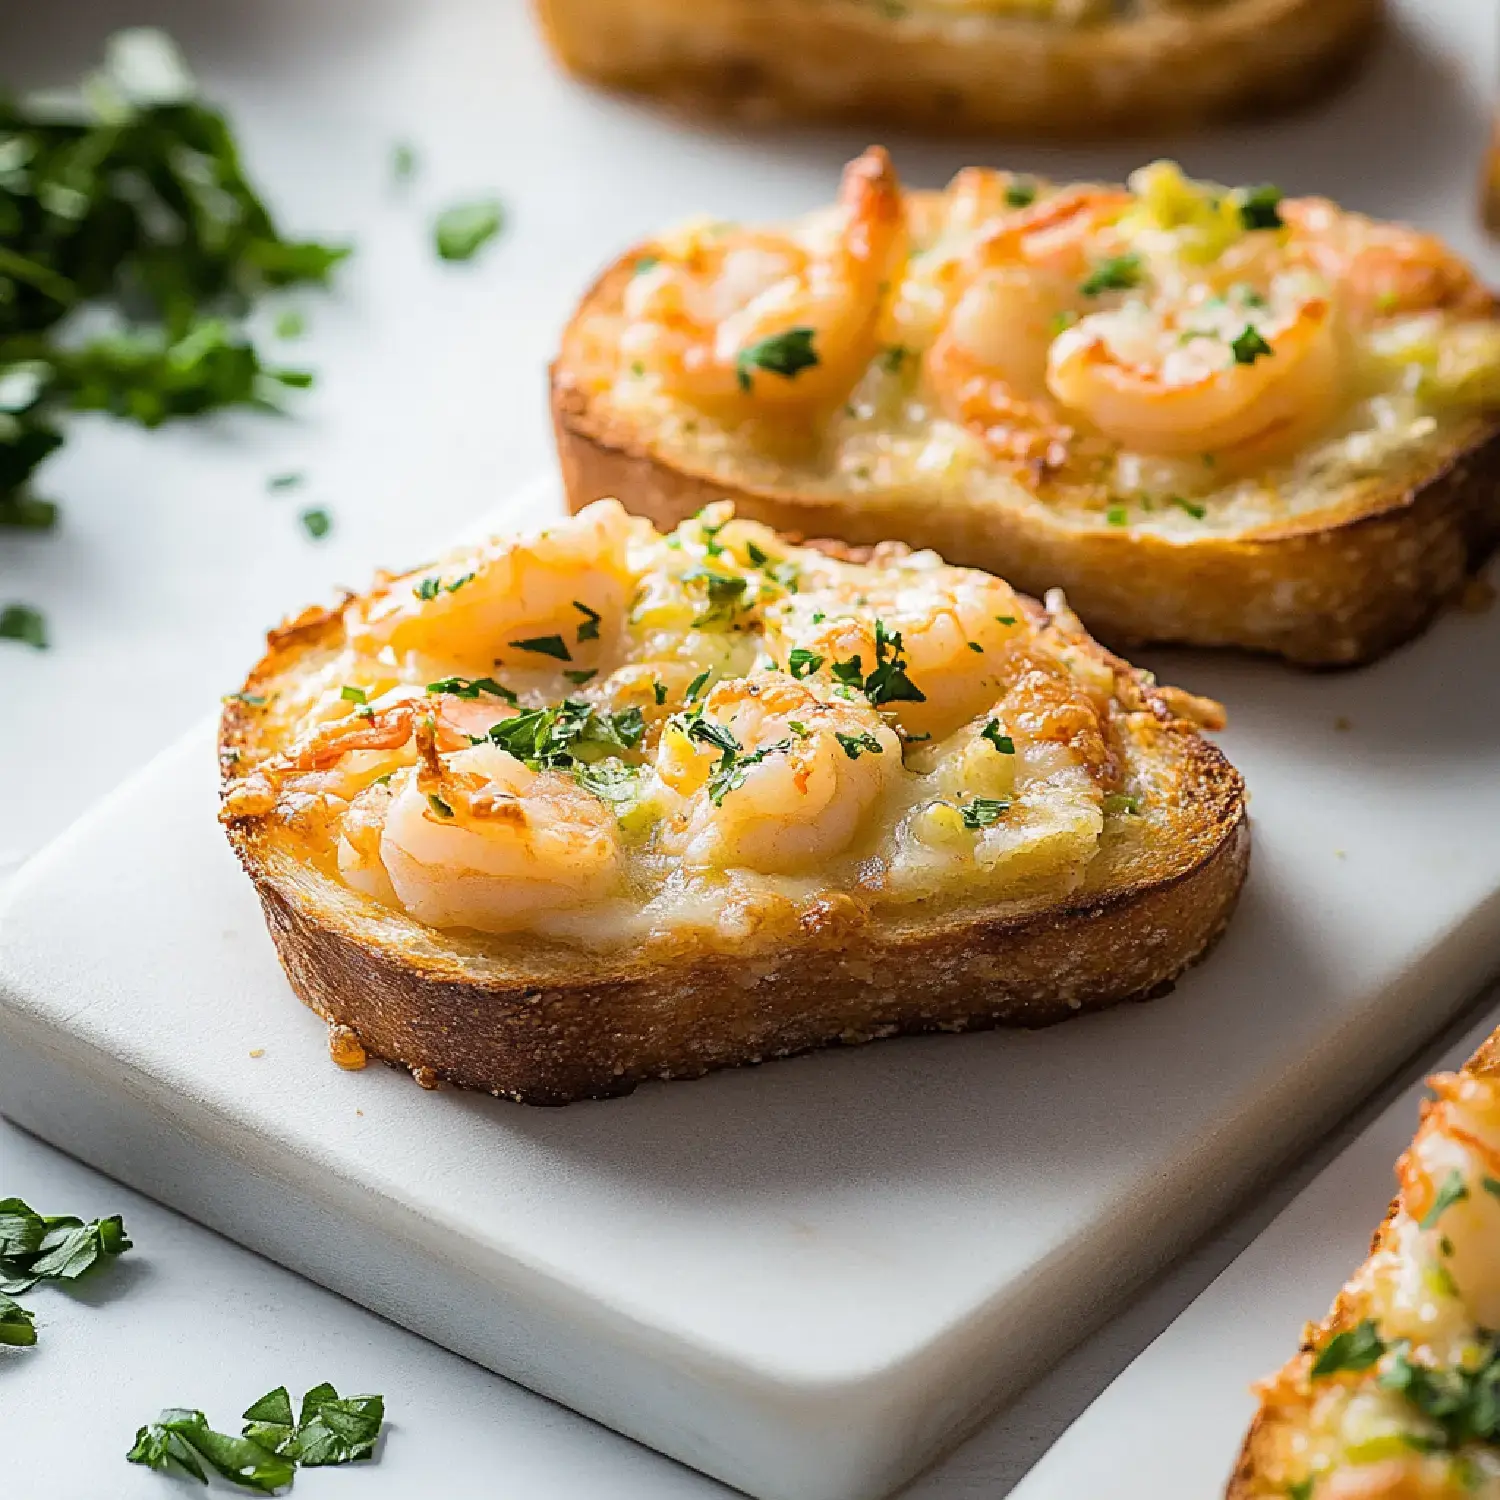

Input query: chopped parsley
[0,30,349,553]
[300,507,331,539]
[392,141,418,183]
[745,541,769,568]
[788,648,824,680]
[486,699,644,773]
[835,730,883,760]
[1231,326,1274,365]
[1,604,48,648]
[0,1293,35,1347]
[1483,1176,1500,1200]
[426,675,516,702]
[961,798,1009,829]
[572,600,602,641]
[1310,1319,1386,1378]
[426,793,454,819]
[563,668,597,685]
[652,680,668,705]
[340,685,368,704]
[1103,793,1143,816]
[508,634,572,662]
[1050,310,1079,338]
[996,614,1017,626]
[633,255,660,277]
[682,716,791,805]
[240,1381,386,1466]
[1005,178,1038,209]
[967,641,984,653]
[574,758,641,807]
[981,720,1015,755]
[434,198,504,262]
[1379,1338,1500,1449]
[1080,253,1143,298]
[267,471,304,491]
[879,344,912,374]
[681,567,749,627]
[1419,1170,1470,1230]
[735,327,818,393]
[1106,505,1128,527]
[1234,184,1285,232]
[1171,496,1207,520]
[863,620,925,705]
[224,690,266,706]
[686,668,712,702]
[0,1195,132,1345]
[128,1408,296,1492]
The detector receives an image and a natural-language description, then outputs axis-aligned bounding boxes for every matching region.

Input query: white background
[1,0,1496,1494]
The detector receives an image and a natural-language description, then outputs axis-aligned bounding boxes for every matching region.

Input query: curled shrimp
[1046,292,1343,464]
[371,719,623,932]
[765,557,1027,742]
[346,499,638,666]
[1396,1072,1500,1329]
[1284,199,1492,326]
[620,146,906,408]
[656,674,900,875]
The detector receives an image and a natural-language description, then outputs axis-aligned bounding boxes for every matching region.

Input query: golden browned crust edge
[220,543,1249,1106]
[532,0,1381,139]
[1225,1033,1500,1498]
[553,254,1500,670]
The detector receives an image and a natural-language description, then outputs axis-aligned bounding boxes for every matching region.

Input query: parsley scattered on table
[0,1195,132,1346]
[0,602,47,648]
[299,507,331,540]
[241,1382,385,1466]
[0,28,349,539]
[391,141,418,184]
[434,199,504,262]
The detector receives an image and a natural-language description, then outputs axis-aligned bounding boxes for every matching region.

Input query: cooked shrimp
[1397,1072,1500,1330]
[374,727,622,932]
[620,146,906,407]
[1046,287,1343,463]
[346,499,638,666]
[656,674,899,875]
[765,556,1028,741]
[1284,199,1492,325]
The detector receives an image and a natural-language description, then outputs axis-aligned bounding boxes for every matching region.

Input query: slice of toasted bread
[533,0,1380,139]
[221,504,1248,1105]
[1228,1030,1500,1499]
[553,154,1500,667]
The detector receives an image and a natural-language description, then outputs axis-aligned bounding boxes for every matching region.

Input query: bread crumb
[1334,716,1352,732]
[355,1108,364,1116]
[1460,575,1496,614]
[412,1065,439,1090]
[328,1025,367,1070]
[249,1048,265,1059]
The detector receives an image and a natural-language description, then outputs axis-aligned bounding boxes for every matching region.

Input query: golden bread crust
[532,0,1381,138]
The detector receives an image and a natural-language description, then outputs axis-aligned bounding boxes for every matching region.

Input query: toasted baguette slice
[533,0,1380,139]
[1229,1031,1500,1500]
[554,152,1500,667]
[221,502,1248,1105]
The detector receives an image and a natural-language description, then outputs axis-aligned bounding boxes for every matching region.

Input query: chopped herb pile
[0,28,350,623]
[129,1380,385,1490]
[0,1194,132,1346]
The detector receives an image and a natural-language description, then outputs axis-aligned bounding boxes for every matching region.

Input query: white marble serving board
[1009,1003,1500,1500]
[3,476,1500,1500]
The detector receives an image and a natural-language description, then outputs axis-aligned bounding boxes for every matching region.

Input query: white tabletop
[3,0,1497,1493]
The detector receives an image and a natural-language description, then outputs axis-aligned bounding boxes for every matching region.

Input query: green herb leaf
[266,471,303,492]
[1231,326,1274,365]
[734,327,818,393]
[1171,495,1207,520]
[0,1292,36,1347]
[574,758,641,807]
[961,798,1009,829]
[1311,1319,1386,1378]
[1420,1170,1470,1231]
[0,603,47,648]
[434,199,504,262]
[652,680,667,705]
[633,255,660,277]
[299,507,331,540]
[572,599,602,641]
[1106,505,1128,527]
[1080,253,1143,298]
[508,634,572,662]
[563,668,597,685]
[1379,1338,1500,1449]
[1103,792,1143,817]
[788,648,824,680]
[392,141,418,183]
[1234,184,1285,232]
[835,730,883,760]
[1482,1176,1500,1200]
[686,669,711,702]
[863,619,925,706]
[426,793,454,819]
[340,685,367,705]
[0,1197,131,1295]
[1005,178,1038,209]
[981,719,1015,755]
[129,1407,295,1493]
[425,675,516,702]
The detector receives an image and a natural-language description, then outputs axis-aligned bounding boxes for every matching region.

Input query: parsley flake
[788,648,824,680]
[509,634,572,662]
[427,793,454,819]
[1234,184,1285,232]
[300,507,331,540]
[961,798,1009,829]
[434,199,504,262]
[735,327,818,393]
[1005,178,1038,209]
[1171,496,1207,520]
[340,685,367,705]
[1080,253,1143,298]
[1311,1319,1386,1378]
[425,675,516,702]
[0,604,48,649]
[572,600,602,641]
[835,730,883,760]
[1231,326,1274,365]
[981,720,1015,754]
[652,680,668,705]
[1419,1170,1470,1230]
